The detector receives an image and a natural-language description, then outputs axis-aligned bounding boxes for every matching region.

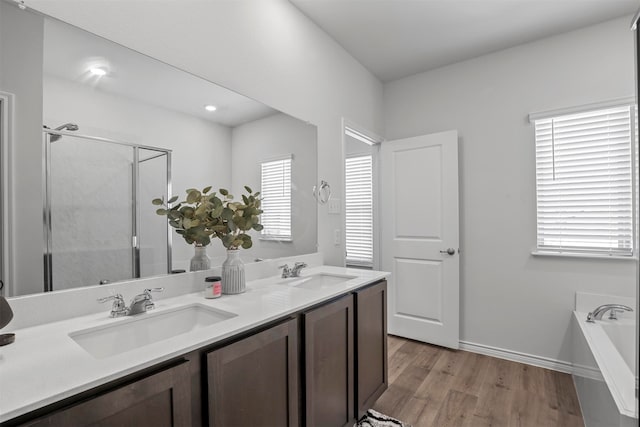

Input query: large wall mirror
[0,1,318,297]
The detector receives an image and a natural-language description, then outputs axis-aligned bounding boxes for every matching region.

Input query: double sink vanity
[0,254,390,426]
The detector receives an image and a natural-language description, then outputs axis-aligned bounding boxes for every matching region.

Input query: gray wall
[231,113,317,260]
[27,0,385,267]
[0,2,44,296]
[383,17,637,364]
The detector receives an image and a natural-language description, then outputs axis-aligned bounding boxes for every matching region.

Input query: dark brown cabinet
[355,280,388,418]
[206,318,299,427]
[303,294,354,427]
[21,361,192,427]
[8,279,387,427]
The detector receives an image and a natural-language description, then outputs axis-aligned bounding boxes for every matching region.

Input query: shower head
[54,123,79,131]
[46,123,79,142]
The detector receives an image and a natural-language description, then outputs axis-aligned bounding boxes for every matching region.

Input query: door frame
[0,92,15,297]
[341,118,384,270]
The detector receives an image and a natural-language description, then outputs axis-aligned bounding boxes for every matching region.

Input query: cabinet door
[304,294,354,427]
[23,361,191,427]
[206,318,299,427]
[355,280,388,417]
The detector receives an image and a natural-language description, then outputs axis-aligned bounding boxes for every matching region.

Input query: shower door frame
[0,92,15,297]
[43,129,172,292]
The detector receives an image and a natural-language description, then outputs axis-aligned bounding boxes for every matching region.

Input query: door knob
[440,248,456,255]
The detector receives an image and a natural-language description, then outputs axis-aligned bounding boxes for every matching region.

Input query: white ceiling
[291,0,639,82]
[43,17,276,128]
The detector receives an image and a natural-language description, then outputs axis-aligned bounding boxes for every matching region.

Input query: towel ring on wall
[313,180,331,204]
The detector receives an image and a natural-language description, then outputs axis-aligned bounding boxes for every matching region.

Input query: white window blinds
[345,155,373,267]
[534,105,635,256]
[260,157,292,241]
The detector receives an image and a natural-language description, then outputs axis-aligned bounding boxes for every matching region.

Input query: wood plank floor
[372,336,584,427]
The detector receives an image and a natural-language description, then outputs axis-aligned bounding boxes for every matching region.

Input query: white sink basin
[69,304,236,359]
[277,273,356,290]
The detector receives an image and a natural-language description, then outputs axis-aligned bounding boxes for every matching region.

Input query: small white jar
[204,276,222,299]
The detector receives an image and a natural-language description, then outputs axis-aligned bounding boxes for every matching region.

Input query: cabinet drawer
[21,361,191,427]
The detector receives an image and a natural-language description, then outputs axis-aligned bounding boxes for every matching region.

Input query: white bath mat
[354,409,411,427]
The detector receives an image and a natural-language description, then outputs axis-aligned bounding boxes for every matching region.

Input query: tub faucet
[586,304,633,323]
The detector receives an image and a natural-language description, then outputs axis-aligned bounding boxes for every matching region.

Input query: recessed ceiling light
[204,105,217,112]
[89,67,107,76]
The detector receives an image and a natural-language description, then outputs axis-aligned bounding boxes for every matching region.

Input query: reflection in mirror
[0,2,317,297]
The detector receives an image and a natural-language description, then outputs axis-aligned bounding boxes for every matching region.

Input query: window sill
[531,250,637,261]
[259,237,293,243]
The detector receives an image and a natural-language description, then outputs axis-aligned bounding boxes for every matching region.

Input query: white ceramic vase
[222,249,245,294]
[190,245,211,272]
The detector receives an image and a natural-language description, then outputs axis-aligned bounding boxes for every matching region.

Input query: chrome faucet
[291,262,307,277]
[586,304,633,323]
[98,294,128,317]
[128,288,164,315]
[98,288,164,317]
[279,262,308,278]
[279,264,292,278]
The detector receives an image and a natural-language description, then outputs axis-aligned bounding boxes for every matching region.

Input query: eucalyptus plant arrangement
[152,186,263,250]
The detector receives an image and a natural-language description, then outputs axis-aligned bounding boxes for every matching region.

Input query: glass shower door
[138,148,171,278]
[47,134,135,290]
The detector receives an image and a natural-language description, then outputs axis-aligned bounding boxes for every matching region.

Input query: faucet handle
[142,288,164,310]
[279,264,291,278]
[97,293,123,303]
[97,294,127,317]
[144,287,164,296]
[608,308,625,320]
[294,262,307,268]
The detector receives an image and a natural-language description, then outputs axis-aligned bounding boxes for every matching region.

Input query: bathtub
[572,310,637,427]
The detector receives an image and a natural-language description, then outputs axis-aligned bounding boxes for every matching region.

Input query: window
[533,104,635,257]
[345,155,373,267]
[260,156,292,241]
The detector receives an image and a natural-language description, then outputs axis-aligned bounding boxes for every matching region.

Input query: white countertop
[0,266,389,422]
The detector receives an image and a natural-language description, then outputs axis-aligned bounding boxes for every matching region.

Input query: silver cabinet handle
[440,248,456,255]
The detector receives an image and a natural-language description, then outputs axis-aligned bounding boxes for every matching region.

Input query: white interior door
[381,130,459,349]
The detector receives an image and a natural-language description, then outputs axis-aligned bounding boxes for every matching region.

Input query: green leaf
[152,198,164,206]
[252,223,264,231]
[221,207,234,221]
[213,225,228,233]
[156,208,167,215]
[186,190,201,204]
[211,205,224,218]
[219,188,229,196]
[222,234,234,248]
[244,185,252,193]
[234,216,246,229]
[168,195,179,204]
[242,195,249,205]
[241,238,253,249]
[182,208,196,220]
[203,186,212,194]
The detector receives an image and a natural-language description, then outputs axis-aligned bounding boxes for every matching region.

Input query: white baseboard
[459,340,577,375]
